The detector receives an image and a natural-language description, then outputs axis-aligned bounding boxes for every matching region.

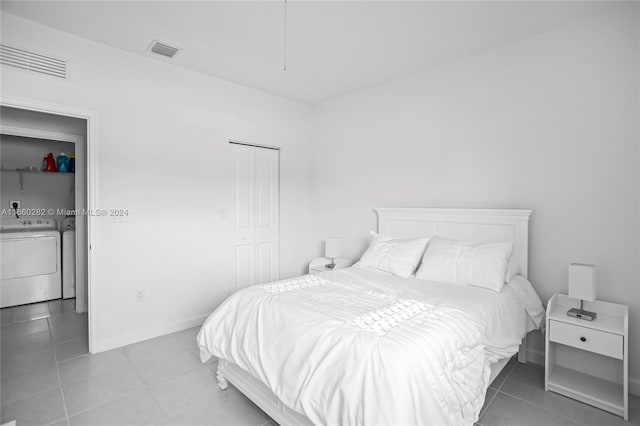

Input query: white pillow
[415,237,513,292]
[356,232,430,278]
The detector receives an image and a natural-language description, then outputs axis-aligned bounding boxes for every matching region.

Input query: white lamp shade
[568,263,596,301]
[325,238,341,259]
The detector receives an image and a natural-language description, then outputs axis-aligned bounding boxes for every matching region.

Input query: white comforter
[197,267,542,425]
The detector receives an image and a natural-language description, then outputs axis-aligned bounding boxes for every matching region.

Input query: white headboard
[376,208,532,278]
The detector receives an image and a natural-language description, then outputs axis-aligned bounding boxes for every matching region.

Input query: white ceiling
[1,1,618,104]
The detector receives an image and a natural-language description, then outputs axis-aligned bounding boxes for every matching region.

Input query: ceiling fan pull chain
[283,0,287,71]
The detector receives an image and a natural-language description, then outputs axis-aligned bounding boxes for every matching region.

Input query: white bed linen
[336,266,543,363]
[197,267,542,425]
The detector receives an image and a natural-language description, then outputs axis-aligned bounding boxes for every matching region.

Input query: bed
[197,208,544,425]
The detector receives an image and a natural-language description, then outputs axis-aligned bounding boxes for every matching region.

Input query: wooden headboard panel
[376,208,532,278]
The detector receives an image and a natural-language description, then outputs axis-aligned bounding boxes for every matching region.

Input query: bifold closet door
[231,143,279,291]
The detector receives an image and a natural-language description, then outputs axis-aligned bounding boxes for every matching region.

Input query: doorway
[0,99,96,355]
[230,141,280,290]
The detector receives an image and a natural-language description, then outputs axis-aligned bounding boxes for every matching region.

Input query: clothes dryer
[1,217,61,307]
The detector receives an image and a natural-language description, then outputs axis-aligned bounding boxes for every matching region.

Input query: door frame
[1,95,99,354]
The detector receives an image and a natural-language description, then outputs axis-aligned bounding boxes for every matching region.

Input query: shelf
[1,169,74,176]
[548,365,624,415]
[1,169,75,193]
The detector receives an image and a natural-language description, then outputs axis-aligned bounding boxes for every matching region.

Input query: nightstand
[545,294,628,420]
[308,257,353,276]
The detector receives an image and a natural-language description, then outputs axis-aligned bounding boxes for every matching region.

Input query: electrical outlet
[9,200,21,209]
[135,289,146,303]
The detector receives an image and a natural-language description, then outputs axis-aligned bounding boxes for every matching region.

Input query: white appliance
[61,217,75,299]
[0,217,61,307]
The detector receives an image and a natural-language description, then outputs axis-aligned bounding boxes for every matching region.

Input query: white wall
[1,12,313,351]
[311,4,640,387]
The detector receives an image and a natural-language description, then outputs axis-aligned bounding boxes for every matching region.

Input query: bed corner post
[518,334,527,364]
[216,362,229,390]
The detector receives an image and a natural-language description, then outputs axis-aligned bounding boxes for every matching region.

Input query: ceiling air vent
[148,40,181,58]
[0,44,66,79]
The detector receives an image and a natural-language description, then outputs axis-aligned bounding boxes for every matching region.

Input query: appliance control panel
[0,217,58,231]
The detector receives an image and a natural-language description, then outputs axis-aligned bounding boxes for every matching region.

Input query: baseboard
[92,314,208,353]
[525,347,545,366]
[525,347,639,396]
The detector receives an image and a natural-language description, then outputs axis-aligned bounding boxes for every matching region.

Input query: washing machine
[61,217,75,299]
[0,217,61,307]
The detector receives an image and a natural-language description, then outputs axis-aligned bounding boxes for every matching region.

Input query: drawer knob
[580,336,586,342]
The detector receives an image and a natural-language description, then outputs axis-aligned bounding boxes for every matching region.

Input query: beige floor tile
[1,329,53,355]
[627,395,640,426]
[148,366,223,418]
[1,364,60,405]
[49,313,87,344]
[1,308,13,325]
[499,362,585,421]
[62,299,76,313]
[68,389,168,426]
[49,419,70,426]
[11,303,51,323]
[55,338,89,362]
[58,348,131,385]
[480,392,579,426]
[489,358,516,390]
[0,388,66,426]
[161,385,270,426]
[124,335,201,385]
[1,319,50,341]
[62,365,144,416]
[582,404,624,426]
[480,387,497,418]
[205,357,219,370]
[171,326,201,355]
[1,345,56,379]
[48,300,63,315]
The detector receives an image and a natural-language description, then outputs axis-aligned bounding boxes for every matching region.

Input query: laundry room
[1,106,90,362]
[1,135,76,223]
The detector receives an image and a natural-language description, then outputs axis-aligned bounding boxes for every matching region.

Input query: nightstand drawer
[549,320,623,359]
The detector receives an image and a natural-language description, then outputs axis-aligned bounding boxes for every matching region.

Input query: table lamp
[325,238,341,269]
[567,263,597,321]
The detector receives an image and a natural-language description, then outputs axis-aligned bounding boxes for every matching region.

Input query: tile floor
[1,302,638,426]
[0,301,271,426]
[478,358,640,426]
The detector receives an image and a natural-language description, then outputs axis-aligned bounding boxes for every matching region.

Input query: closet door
[231,143,279,291]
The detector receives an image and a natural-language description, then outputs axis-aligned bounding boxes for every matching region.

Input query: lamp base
[567,308,597,321]
[325,258,336,269]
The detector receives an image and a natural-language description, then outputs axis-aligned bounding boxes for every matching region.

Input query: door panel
[257,242,273,284]
[231,143,279,290]
[234,147,254,231]
[235,244,254,291]
[255,148,279,283]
